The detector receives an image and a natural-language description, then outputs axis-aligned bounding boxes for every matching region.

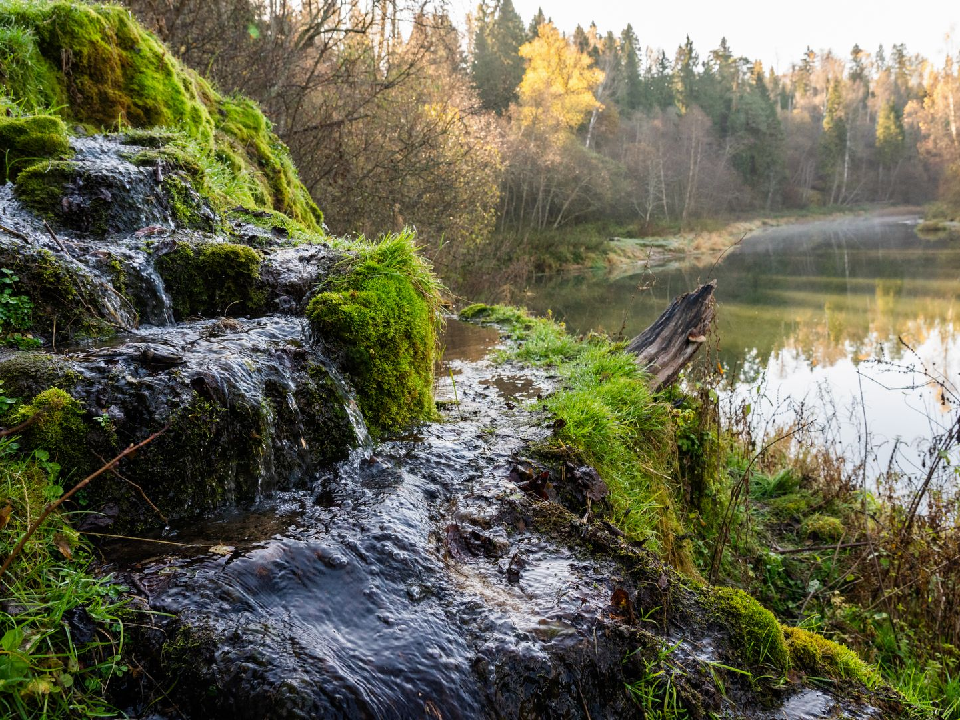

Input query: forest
[124,0,960,288]
[1,0,960,717]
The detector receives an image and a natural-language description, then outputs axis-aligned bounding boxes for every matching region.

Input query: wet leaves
[52,532,74,560]
[610,587,636,623]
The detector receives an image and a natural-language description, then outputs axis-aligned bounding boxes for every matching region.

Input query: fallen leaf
[53,532,74,560]
[0,503,12,530]
[209,544,235,556]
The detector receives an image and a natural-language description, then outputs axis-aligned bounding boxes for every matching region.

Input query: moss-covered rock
[155,241,266,319]
[783,626,881,686]
[306,231,441,434]
[0,115,71,181]
[706,586,790,672]
[800,513,845,542]
[11,387,90,473]
[0,2,322,228]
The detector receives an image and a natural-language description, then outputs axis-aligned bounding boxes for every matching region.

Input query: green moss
[13,159,78,219]
[0,2,322,228]
[0,114,71,181]
[800,513,845,542]
[162,173,216,230]
[767,491,816,519]
[155,241,265,319]
[707,586,790,671]
[0,352,76,400]
[306,231,442,434]
[783,626,881,686]
[12,387,90,474]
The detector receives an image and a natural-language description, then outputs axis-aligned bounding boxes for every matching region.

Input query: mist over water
[515,213,960,484]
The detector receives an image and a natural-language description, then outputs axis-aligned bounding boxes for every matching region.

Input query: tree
[471,0,527,114]
[526,6,546,39]
[876,99,905,199]
[673,36,699,113]
[617,24,643,111]
[516,22,604,136]
[820,78,848,203]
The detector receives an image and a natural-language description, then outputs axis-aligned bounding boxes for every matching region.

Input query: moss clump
[783,626,881,686]
[0,114,71,181]
[306,230,442,434]
[11,388,90,474]
[707,586,790,671]
[12,160,78,220]
[800,513,844,542]
[0,2,322,228]
[155,241,265,319]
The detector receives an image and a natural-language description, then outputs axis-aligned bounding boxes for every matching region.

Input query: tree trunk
[625,280,717,390]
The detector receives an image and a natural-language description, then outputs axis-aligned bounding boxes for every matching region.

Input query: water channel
[511,212,960,484]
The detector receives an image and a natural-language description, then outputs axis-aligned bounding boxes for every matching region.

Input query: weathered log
[625,280,717,390]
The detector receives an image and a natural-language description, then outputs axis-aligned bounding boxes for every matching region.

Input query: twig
[0,222,29,242]
[709,421,812,582]
[707,231,748,278]
[42,219,68,254]
[0,409,46,438]
[0,425,169,579]
[78,531,197,547]
[94,450,168,523]
[774,540,871,554]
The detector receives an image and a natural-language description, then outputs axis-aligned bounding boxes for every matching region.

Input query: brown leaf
[53,532,73,560]
[0,503,12,530]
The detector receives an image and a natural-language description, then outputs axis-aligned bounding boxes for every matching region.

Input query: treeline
[124,0,960,280]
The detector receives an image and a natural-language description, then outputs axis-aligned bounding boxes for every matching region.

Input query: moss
[113,394,267,528]
[707,586,790,671]
[12,387,91,474]
[783,626,881,686]
[155,241,265,319]
[0,114,71,181]
[13,160,78,219]
[767,491,815,519]
[0,353,77,400]
[162,173,216,230]
[800,513,845,542]
[0,2,322,228]
[306,231,441,434]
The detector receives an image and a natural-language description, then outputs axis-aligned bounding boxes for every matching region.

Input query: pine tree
[526,7,546,39]
[470,0,527,114]
[673,36,699,113]
[617,24,643,111]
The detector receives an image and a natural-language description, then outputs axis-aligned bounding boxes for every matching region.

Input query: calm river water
[513,213,960,482]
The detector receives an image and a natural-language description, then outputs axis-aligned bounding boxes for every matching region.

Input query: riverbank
[452,205,921,302]
[458,303,957,717]
[600,205,924,269]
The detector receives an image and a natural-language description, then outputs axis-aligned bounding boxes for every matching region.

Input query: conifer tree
[470,0,527,114]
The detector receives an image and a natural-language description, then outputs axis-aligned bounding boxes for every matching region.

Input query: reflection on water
[508,213,960,480]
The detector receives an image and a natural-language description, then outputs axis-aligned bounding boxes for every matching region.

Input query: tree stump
[625,280,717,390]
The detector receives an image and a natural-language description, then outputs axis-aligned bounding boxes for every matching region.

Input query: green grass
[459,303,689,568]
[0,433,128,718]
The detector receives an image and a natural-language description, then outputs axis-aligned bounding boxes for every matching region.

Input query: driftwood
[625,280,717,390]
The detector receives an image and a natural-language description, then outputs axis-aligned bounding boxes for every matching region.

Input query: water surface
[514,213,960,480]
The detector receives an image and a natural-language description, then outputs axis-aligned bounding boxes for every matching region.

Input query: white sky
[452,0,960,72]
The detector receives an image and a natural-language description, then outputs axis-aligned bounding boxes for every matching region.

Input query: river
[509,212,960,486]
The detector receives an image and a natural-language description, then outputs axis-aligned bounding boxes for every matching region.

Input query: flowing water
[514,213,960,482]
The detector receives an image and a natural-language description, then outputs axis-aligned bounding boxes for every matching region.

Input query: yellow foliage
[516,23,603,137]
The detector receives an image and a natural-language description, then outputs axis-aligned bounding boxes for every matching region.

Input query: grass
[459,303,689,568]
[0,432,128,718]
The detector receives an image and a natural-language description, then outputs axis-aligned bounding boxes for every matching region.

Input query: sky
[453,0,960,72]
